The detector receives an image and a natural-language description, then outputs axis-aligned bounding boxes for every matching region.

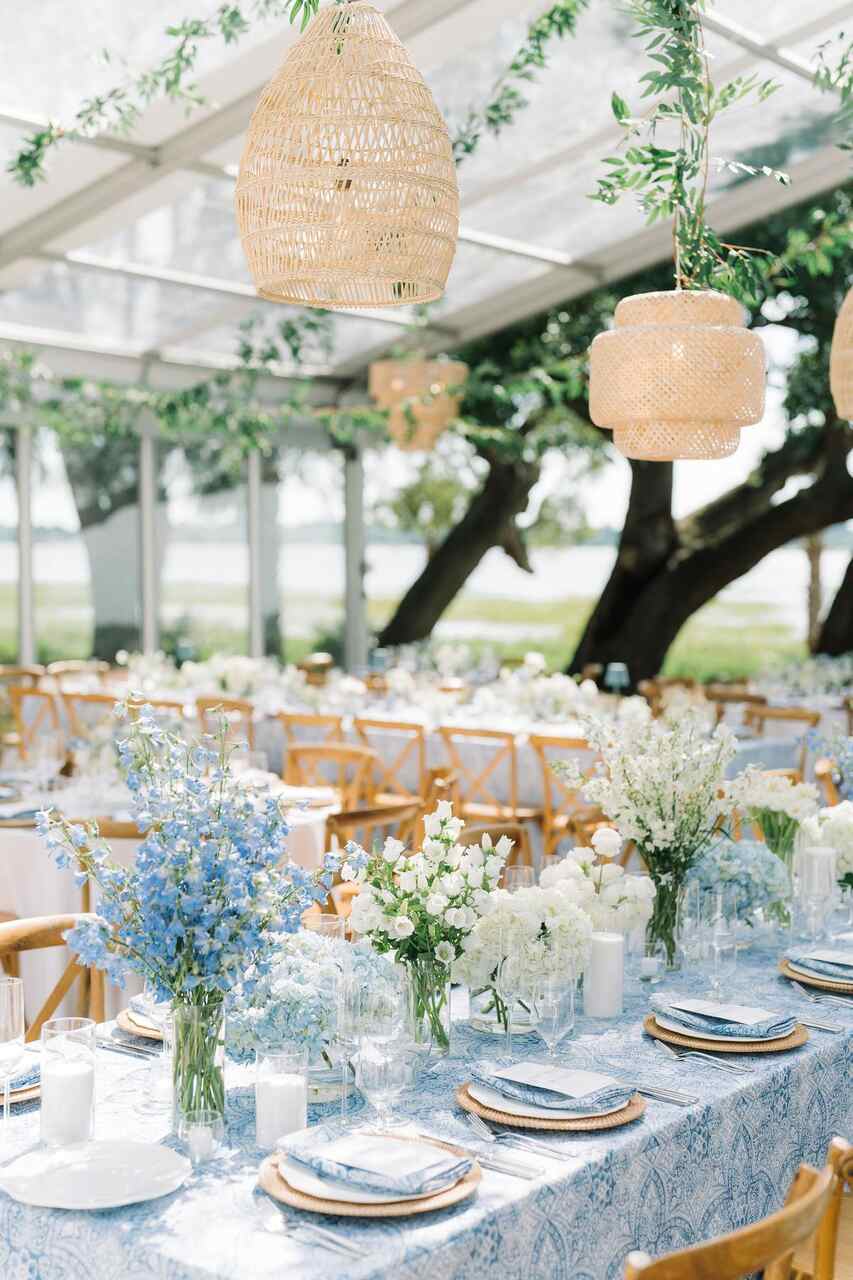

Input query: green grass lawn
[0,581,806,678]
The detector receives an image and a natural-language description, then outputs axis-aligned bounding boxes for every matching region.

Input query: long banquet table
[3,946,851,1280]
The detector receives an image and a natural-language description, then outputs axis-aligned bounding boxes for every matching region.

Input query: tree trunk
[805,533,823,654]
[377,455,540,646]
[570,426,853,683]
[817,553,853,655]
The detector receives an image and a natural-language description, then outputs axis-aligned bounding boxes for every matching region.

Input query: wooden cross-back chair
[529,734,603,861]
[437,725,541,826]
[285,742,377,810]
[625,1138,847,1280]
[326,799,423,924]
[126,695,187,721]
[742,705,822,783]
[9,686,62,759]
[706,685,768,728]
[793,1137,853,1280]
[276,711,344,751]
[354,717,427,801]
[196,696,256,749]
[0,914,106,1041]
[459,823,533,873]
[62,690,119,739]
[0,665,45,753]
[46,659,110,689]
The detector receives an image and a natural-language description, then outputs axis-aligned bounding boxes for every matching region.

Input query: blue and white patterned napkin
[279,1133,472,1196]
[651,994,796,1040]
[470,1061,635,1113]
[787,949,853,983]
[8,1063,39,1091]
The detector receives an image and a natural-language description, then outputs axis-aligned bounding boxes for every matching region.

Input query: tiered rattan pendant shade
[589,290,766,461]
[234,1,459,310]
[830,285,853,419]
[369,359,468,451]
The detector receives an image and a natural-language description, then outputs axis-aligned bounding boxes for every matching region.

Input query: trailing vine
[815,31,853,155]
[591,0,788,299]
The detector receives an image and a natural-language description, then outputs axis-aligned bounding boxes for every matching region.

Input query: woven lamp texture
[589,290,766,461]
[369,359,468,451]
[830,285,853,419]
[235,1,459,310]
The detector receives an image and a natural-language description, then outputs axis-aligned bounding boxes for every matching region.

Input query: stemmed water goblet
[530,961,576,1058]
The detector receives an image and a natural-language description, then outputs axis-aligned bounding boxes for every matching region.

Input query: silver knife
[98,1040,159,1060]
[799,1017,842,1034]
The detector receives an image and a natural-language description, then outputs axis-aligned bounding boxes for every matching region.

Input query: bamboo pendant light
[830,285,853,419]
[589,290,766,461]
[235,1,459,310]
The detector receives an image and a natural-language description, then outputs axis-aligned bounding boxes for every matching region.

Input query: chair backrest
[285,742,377,810]
[127,696,188,722]
[0,664,44,689]
[196,696,255,749]
[298,652,334,686]
[9,686,62,758]
[0,914,106,1041]
[46,659,110,689]
[743,705,821,779]
[326,799,422,852]
[277,711,345,750]
[354,717,427,799]
[62,691,119,739]
[530,733,599,841]
[438,725,520,817]
[624,1143,844,1280]
[459,823,532,871]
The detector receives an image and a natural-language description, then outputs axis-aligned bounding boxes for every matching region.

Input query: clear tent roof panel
[0,0,848,385]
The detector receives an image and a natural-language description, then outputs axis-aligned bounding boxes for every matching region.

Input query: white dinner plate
[279,1150,460,1205]
[0,1141,190,1210]
[786,960,853,989]
[127,1007,163,1035]
[466,1081,629,1121]
[653,1013,792,1044]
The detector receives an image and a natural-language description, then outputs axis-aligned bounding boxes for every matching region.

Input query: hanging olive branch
[591,0,788,299]
[815,31,853,155]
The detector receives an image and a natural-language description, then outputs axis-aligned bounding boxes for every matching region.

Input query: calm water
[2,540,848,638]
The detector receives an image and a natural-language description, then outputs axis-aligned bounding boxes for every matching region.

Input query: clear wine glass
[494,935,523,1056]
[502,866,535,893]
[354,1037,415,1130]
[799,846,837,944]
[531,967,576,1058]
[30,731,66,799]
[0,976,25,1132]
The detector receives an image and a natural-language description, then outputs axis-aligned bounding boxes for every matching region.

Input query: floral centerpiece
[800,801,853,891]
[346,802,509,1053]
[686,837,792,926]
[806,726,853,802]
[469,659,600,725]
[37,706,346,1123]
[454,884,593,1035]
[227,932,395,1067]
[539,830,656,935]
[725,768,819,866]
[555,707,735,967]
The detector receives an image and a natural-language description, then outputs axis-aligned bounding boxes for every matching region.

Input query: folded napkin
[651,994,796,1040]
[279,1133,472,1197]
[470,1061,635,1114]
[787,949,853,983]
[0,805,39,821]
[8,1063,39,1092]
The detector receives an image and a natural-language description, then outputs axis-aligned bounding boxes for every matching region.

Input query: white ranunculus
[591,827,622,859]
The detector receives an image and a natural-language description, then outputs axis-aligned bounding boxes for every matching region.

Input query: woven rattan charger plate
[10,1082,39,1106]
[258,1134,480,1219]
[778,958,853,996]
[116,1009,163,1042]
[455,1084,645,1132]
[643,1014,808,1054]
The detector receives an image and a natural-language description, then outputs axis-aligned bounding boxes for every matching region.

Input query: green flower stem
[646,874,685,969]
[406,960,451,1053]
[172,998,226,1121]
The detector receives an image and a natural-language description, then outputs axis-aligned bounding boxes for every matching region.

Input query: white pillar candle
[187,1124,216,1163]
[256,1074,307,1149]
[584,932,624,1018]
[40,1059,95,1147]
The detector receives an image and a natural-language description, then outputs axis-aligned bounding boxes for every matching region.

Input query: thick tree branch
[818,553,853,655]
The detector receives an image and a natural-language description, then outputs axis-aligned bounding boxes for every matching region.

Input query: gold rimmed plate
[456,1083,645,1132]
[258,1134,480,1219]
[643,1014,808,1054]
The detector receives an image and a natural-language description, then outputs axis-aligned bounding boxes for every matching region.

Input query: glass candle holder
[41,1017,96,1148]
[255,1045,308,1149]
[178,1109,225,1167]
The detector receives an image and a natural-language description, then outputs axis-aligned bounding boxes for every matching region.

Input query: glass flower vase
[644,870,685,971]
[757,810,797,931]
[404,958,451,1057]
[469,987,535,1036]
[172,999,226,1126]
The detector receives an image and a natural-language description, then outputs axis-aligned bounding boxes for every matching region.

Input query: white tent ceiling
[0,0,848,391]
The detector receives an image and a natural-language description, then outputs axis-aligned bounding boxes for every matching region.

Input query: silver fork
[465,1111,575,1162]
[792,980,853,1012]
[655,1040,753,1075]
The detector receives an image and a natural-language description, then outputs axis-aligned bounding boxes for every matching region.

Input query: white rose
[391,916,415,938]
[591,827,622,859]
[426,892,449,916]
[398,869,418,893]
[383,837,406,863]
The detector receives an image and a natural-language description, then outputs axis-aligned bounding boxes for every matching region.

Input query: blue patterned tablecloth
[2,947,852,1280]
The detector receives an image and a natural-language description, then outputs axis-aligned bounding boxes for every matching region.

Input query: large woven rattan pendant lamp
[830,285,853,419]
[588,290,766,461]
[235,0,459,310]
